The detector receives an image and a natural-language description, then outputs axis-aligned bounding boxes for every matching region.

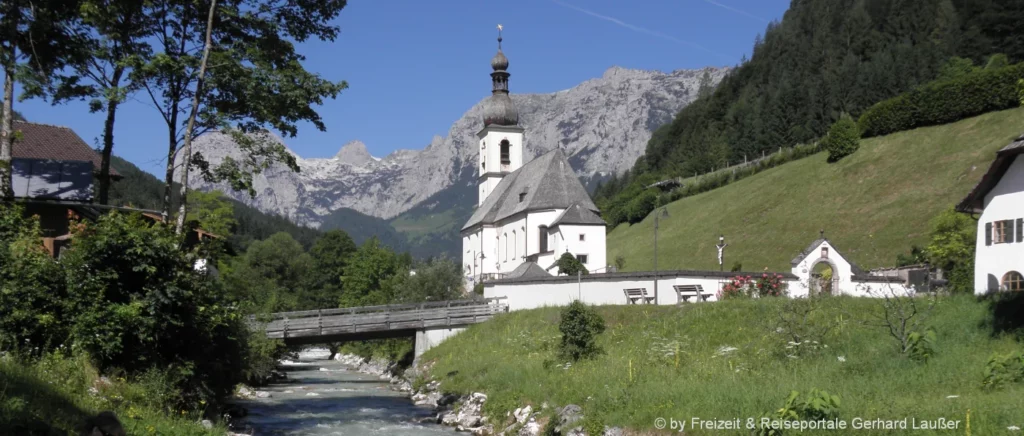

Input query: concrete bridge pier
[414,326,466,362]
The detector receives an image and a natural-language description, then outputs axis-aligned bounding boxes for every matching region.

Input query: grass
[420,295,1024,435]
[607,107,1024,272]
[0,352,224,436]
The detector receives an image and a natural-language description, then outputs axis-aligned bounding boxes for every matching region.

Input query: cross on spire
[497,24,503,50]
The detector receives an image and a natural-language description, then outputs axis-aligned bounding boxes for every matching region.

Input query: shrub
[907,328,937,363]
[0,205,69,355]
[718,273,787,300]
[756,389,841,436]
[822,114,860,162]
[558,300,606,361]
[555,252,588,276]
[62,212,247,406]
[981,351,1024,390]
[859,62,1024,137]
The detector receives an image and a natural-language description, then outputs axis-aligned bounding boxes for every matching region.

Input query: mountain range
[187,65,726,257]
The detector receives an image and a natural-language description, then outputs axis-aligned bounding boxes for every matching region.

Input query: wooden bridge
[253,298,508,348]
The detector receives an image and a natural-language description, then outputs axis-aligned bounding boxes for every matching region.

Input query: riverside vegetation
[418,294,1024,434]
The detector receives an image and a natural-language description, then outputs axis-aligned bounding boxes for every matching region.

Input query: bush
[555,252,588,276]
[0,205,69,355]
[859,62,1024,137]
[981,351,1024,390]
[822,114,860,162]
[558,300,606,361]
[757,388,841,435]
[718,273,788,300]
[62,212,247,406]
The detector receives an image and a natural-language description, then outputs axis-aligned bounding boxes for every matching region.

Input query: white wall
[556,224,608,273]
[974,157,1024,293]
[485,272,804,311]
[790,240,855,296]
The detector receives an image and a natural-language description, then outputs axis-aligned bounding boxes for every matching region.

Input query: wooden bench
[623,288,655,304]
[673,284,712,303]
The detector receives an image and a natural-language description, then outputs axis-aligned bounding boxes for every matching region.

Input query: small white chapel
[461,29,607,284]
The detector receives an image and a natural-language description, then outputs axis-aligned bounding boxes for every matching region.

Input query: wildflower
[837,356,846,362]
[946,395,959,399]
[1007,426,1020,431]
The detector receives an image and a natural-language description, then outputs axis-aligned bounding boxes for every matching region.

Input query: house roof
[12,159,94,201]
[551,203,606,226]
[462,149,599,231]
[956,134,1024,214]
[12,121,120,177]
[505,262,552,280]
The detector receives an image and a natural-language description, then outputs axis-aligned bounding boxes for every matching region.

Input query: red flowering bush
[754,273,788,297]
[718,275,754,300]
[718,272,788,300]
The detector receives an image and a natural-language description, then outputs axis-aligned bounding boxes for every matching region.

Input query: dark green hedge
[859,63,1024,138]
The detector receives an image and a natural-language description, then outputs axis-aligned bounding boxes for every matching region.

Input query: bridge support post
[413,326,467,365]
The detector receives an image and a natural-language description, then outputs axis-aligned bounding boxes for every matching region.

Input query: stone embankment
[332,353,623,436]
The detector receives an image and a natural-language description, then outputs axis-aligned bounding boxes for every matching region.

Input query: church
[462,31,607,283]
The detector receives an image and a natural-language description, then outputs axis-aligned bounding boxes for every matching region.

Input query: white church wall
[557,224,608,273]
[974,157,1024,293]
[790,240,912,297]
[485,272,801,311]
[525,209,563,257]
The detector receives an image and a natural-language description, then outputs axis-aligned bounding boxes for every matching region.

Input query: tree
[29,0,154,205]
[924,207,976,292]
[392,256,464,304]
[0,0,84,198]
[823,113,860,162]
[224,231,312,312]
[186,189,236,236]
[306,229,357,309]
[340,237,408,307]
[555,252,588,276]
[937,56,979,81]
[131,0,348,221]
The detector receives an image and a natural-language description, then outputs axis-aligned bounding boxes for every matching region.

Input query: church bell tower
[478,25,525,206]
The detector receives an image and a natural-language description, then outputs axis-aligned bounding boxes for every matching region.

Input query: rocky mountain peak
[334,140,376,166]
[189,66,727,225]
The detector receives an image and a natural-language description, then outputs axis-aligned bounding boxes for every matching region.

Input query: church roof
[505,262,552,280]
[552,203,606,226]
[462,149,599,231]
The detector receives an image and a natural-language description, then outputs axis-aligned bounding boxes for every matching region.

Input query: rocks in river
[199,419,213,429]
[517,417,542,436]
[513,405,533,424]
[255,391,272,398]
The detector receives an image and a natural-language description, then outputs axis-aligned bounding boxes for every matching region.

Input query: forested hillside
[596,0,1024,221]
[107,156,322,249]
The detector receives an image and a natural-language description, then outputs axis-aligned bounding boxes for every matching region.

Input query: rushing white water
[236,349,455,435]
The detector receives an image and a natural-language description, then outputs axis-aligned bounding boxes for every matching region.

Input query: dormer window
[519,192,526,202]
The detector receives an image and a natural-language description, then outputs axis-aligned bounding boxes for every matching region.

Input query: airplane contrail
[551,0,731,60]
[701,0,768,23]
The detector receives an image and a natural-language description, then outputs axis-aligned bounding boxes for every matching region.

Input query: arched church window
[1003,271,1023,291]
[512,230,517,259]
[538,225,548,252]
[500,139,511,165]
[503,233,508,262]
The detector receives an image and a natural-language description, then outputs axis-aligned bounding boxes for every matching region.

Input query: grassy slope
[0,353,221,435]
[420,296,1024,434]
[607,107,1024,272]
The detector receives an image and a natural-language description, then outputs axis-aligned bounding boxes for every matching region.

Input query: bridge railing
[252,297,509,340]
[250,297,507,322]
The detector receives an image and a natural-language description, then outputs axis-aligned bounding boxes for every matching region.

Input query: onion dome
[482,25,519,127]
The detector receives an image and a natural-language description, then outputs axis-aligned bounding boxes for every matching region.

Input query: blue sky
[16,0,789,176]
